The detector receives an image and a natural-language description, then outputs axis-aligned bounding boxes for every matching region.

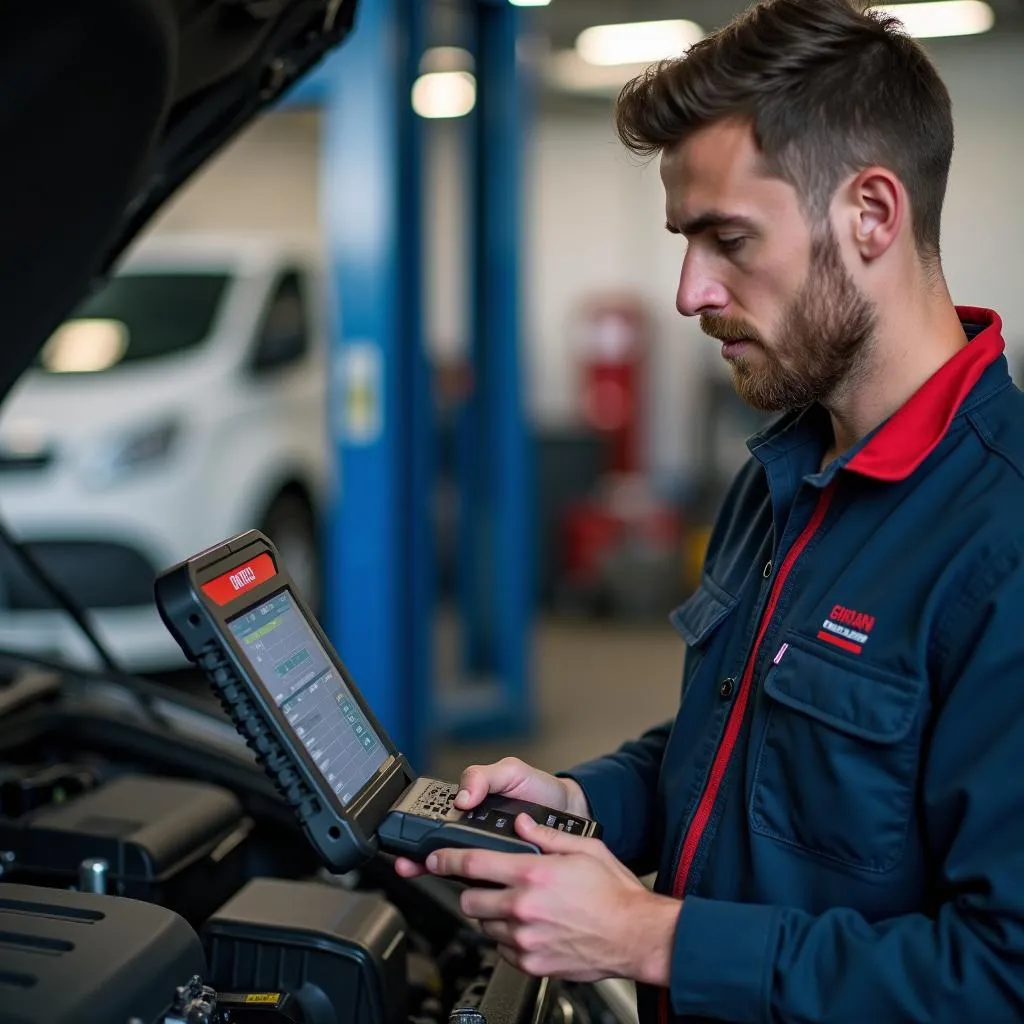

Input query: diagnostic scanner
[154,531,600,874]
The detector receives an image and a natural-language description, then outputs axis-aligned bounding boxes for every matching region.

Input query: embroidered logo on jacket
[817,604,876,655]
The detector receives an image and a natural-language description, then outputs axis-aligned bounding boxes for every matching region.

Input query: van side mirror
[253,329,306,372]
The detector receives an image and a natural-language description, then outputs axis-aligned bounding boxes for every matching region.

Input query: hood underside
[0,0,357,404]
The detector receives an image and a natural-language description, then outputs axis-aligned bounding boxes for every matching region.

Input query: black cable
[0,514,121,674]
[0,517,179,728]
[0,520,178,729]
[0,643,205,711]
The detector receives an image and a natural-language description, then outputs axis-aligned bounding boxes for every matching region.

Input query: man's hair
[616,0,954,264]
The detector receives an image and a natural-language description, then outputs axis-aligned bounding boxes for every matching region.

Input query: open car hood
[0,0,357,405]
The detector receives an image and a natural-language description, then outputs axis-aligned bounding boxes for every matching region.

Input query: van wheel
[260,492,321,612]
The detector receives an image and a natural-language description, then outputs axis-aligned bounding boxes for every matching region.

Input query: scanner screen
[229,590,388,806]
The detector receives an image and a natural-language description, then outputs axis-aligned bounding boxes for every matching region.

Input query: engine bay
[0,659,636,1024]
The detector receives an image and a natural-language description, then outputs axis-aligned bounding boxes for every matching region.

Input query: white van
[0,234,329,671]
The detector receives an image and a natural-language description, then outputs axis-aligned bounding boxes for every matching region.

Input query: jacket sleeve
[559,720,672,874]
[667,549,1024,1023]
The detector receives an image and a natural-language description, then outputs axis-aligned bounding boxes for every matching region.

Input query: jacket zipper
[657,481,835,1024]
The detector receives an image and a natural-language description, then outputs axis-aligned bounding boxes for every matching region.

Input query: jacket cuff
[670,896,780,1023]
[557,759,649,864]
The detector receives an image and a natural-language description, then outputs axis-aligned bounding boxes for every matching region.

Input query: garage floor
[432,613,685,780]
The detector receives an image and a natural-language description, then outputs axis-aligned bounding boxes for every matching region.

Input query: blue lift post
[290,0,534,758]
[320,0,433,770]
[446,0,535,739]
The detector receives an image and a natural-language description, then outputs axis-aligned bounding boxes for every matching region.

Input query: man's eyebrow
[666,212,759,236]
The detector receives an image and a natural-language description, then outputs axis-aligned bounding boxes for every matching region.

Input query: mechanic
[397,0,1024,1020]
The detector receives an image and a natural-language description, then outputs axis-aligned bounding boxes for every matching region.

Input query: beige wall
[525,33,1024,481]
[146,32,1024,486]
[148,110,322,248]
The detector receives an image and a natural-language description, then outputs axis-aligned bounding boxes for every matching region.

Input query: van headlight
[82,418,181,487]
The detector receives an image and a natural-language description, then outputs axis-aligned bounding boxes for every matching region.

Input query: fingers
[514,814,601,856]
[481,923,547,975]
[456,757,532,810]
[393,856,427,878]
[496,944,525,972]
[426,846,532,888]
[460,884,521,921]
[479,919,516,946]
[454,766,486,809]
[495,942,547,979]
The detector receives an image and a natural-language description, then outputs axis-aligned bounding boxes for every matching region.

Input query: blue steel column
[404,1,434,773]
[449,0,534,737]
[322,0,432,769]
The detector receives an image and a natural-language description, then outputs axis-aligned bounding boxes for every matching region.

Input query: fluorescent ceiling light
[509,0,551,6]
[870,1,994,37]
[412,71,477,119]
[545,50,652,95]
[576,19,704,67]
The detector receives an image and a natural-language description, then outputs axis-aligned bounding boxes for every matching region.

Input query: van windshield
[38,271,230,373]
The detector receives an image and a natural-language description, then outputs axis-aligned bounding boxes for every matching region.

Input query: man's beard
[701,230,877,413]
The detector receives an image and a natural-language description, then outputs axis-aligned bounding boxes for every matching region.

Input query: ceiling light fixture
[576,19,704,67]
[411,71,477,119]
[870,1,994,37]
[509,0,551,7]
[544,50,649,95]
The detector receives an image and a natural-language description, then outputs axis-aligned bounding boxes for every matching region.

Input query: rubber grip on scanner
[196,641,321,822]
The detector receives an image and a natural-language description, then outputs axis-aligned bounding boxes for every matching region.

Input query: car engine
[0,663,635,1024]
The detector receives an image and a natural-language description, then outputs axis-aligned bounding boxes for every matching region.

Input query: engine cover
[0,882,206,1024]
[0,773,250,924]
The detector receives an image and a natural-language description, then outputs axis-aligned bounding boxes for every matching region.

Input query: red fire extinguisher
[576,294,649,474]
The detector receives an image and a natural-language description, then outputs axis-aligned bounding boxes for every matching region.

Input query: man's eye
[718,236,747,254]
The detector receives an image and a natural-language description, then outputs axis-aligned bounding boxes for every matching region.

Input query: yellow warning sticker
[244,993,282,1005]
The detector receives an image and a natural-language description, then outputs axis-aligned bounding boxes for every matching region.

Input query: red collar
[845,307,1005,482]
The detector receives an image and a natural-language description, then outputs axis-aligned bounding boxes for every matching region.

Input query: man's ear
[839,167,904,262]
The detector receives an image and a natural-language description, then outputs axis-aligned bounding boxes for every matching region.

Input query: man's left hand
[423,814,681,984]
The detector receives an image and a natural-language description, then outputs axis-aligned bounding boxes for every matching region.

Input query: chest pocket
[670,576,738,688]
[750,633,925,874]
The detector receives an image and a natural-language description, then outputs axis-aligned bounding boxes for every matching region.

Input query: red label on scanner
[201,553,276,606]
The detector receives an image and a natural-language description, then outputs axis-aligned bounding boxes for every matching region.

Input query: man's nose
[676,250,729,318]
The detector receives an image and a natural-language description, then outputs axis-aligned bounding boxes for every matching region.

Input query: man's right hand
[392,757,591,879]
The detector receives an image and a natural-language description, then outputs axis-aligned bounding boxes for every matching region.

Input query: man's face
[660,119,876,412]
